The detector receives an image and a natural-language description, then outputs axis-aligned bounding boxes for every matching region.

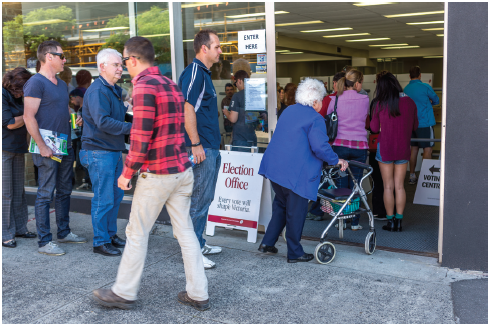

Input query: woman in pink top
[370,71,418,232]
[326,69,369,230]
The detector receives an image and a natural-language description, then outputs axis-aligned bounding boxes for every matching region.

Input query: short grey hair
[97,48,122,73]
[295,78,326,107]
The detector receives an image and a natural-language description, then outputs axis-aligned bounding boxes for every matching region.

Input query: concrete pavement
[2,207,486,324]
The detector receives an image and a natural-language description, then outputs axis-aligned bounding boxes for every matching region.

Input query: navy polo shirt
[178,58,221,149]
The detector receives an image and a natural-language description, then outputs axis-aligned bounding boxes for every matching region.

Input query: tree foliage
[102,6,171,64]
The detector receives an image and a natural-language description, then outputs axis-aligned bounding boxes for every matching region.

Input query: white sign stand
[413,159,441,206]
[206,150,272,243]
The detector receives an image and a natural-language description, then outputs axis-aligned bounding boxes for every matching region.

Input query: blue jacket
[403,79,439,128]
[81,76,132,151]
[259,103,339,201]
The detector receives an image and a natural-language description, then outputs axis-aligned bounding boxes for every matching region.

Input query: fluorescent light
[276,20,323,27]
[369,43,408,47]
[183,39,193,42]
[220,42,234,45]
[385,11,444,18]
[83,27,129,32]
[380,45,420,49]
[301,27,353,33]
[181,2,224,8]
[437,34,444,37]
[354,2,395,6]
[323,33,370,38]
[421,28,444,31]
[423,56,443,58]
[141,33,170,38]
[221,52,238,55]
[275,50,290,53]
[281,52,303,55]
[406,21,444,25]
[226,11,288,19]
[345,38,391,42]
[23,19,69,26]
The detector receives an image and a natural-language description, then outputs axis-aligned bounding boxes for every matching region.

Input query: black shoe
[15,231,36,238]
[111,235,126,248]
[287,253,314,263]
[93,243,121,256]
[2,240,16,248]
[382,219,395,232]
[394,218,403,232]
[258,244,278,254]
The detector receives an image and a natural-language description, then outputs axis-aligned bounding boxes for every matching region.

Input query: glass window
[2,2,171,195]
[181,2,268,150]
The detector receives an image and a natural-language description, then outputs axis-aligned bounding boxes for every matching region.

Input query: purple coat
[370,96,419,161]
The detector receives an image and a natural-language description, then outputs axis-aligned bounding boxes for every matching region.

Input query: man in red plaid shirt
[92,37,210,312]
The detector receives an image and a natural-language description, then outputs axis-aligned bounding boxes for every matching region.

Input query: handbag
[324,96,338,141]
[368,133,379,151]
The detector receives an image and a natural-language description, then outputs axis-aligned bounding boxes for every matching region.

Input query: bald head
[232,58,251,77]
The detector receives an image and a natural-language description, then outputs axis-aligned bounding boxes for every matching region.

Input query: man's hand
[118,175,132,190]
[39,145,54,158]
[75,116,83,126]
[192,145,206,164]
[338,159,349,171]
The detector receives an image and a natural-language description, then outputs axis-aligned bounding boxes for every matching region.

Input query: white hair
[97,48,122,73]
[295,78,326,107]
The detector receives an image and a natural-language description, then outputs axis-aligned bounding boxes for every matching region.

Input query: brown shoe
[92,288,135,310]
[177,291,210,311]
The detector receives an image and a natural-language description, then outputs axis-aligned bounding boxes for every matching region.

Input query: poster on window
[244,78,267,111]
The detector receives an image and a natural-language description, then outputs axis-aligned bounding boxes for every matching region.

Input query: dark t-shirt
[2,88,28,153]
[23,74,71,148]
[229,90,258,143]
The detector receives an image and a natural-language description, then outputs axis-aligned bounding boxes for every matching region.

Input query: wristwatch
[191,142,201,147]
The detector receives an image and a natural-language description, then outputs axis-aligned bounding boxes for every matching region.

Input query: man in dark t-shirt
[24,40,87,256]
[221,83,234,133]
[222,70,258,152]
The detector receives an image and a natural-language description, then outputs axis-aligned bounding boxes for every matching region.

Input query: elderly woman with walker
[257,78,348,263]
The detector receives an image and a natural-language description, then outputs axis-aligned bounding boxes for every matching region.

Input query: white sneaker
[38,241,66,256]
[201,244,222,255]
[202,255,216,270]
[351,225,363,231]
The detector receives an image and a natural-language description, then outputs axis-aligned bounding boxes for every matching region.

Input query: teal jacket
[404,79,439,128]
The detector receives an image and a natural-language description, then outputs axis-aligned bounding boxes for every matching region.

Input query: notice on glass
[245,78,266,111]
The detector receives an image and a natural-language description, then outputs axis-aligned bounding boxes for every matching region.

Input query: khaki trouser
[112,168,208,301]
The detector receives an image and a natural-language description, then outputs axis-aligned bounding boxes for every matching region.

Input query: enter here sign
[238,29,266,54]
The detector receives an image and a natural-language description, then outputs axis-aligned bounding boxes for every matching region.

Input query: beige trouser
[112,168,208,301]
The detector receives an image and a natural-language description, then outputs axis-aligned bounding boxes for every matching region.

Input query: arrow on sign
[429,166,440,174]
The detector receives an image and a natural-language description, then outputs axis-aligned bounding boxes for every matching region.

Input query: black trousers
[369,151,388,217]
[262,181,308,259]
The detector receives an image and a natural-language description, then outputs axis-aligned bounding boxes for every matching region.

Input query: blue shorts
[375,143,408,165]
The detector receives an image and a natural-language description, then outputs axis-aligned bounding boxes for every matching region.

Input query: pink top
[370,96,419,161]
[327,90,369,143]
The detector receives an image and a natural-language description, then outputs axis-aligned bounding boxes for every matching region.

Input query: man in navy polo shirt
[178,29,222,270]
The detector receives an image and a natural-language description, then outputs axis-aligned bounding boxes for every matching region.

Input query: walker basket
[320,197,360,215]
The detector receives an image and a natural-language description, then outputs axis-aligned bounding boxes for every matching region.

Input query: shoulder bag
[324,95,338,141]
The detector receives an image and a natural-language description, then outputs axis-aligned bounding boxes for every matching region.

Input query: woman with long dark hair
[2,67,36,248]
[370,71,418,232]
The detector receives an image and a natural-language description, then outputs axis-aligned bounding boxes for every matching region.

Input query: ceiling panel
[274,2,444,52]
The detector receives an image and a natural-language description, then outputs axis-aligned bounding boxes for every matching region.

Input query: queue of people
[2,26,439,310]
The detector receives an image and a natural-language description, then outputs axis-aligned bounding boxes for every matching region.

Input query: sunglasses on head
[122,56,140,66]
[48,52,65,60]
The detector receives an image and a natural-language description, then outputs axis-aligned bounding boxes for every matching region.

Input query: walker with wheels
[282,160,376,264]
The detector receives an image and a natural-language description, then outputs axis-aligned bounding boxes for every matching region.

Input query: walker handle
[347,160,373,171]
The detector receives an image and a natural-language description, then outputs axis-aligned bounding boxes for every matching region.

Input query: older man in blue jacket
[258,78,348,263]
[80,48,132,257]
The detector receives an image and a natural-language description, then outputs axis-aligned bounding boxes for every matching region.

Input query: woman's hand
[338,159,348,171]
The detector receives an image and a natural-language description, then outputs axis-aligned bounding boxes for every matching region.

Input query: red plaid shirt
[122,67,191,179]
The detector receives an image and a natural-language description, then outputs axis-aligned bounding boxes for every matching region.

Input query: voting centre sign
[413,159,441,206]
[206,150,272,243]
